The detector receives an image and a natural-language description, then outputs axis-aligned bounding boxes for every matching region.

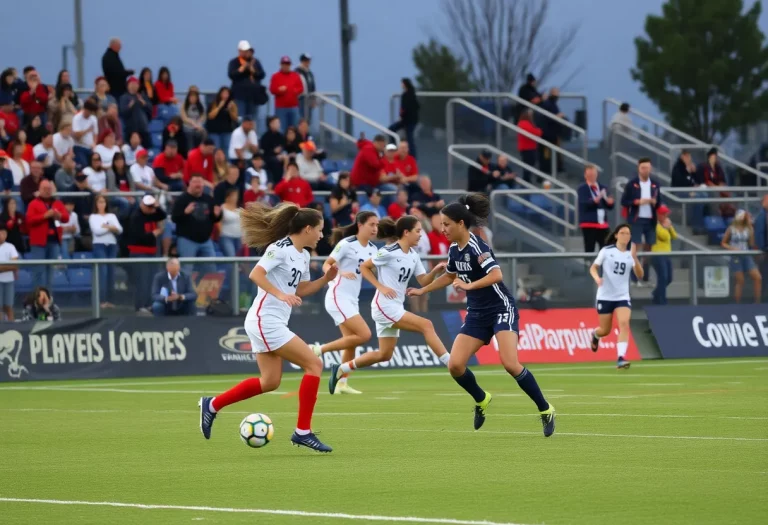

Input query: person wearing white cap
[295,53,316,124]
[227,40,266,125]
[124,192,168,313]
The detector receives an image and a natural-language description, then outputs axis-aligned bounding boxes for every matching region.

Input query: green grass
[1,359,767,525]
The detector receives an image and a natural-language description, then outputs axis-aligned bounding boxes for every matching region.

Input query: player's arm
[322,255,337,274]
[249,265,301,306]
[457,267,503,291]
[590,248,605,286]
[296,264,338,297]
[408,271,453,296]
[361,258,396,299]
[630,243,644,280]
[415,261,447,287]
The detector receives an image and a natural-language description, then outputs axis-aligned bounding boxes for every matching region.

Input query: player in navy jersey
[408,193,555,436]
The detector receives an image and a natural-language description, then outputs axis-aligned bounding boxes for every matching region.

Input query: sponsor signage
[704,266,729,298]
[646,304,768,358]
[442,308,640,364]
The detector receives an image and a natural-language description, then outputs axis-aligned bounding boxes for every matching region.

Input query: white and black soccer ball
[239,413,274,448]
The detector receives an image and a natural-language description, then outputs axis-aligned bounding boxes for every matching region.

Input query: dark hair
[183,89,204,114]
[241,202,323,249]
[0,68,14,88]
[637,157,651,166]
[213,86,230,105]
[55,82,73,100]
[401,78,415,93]
[23,66,35,75]
[267,116,280,128]
[337,171,350,183]
[605,223,631,246]
[93,193,108,213]
[377,215,419,240]
[56,70,69,86]
[441,193,491,229]
[112,152,126,173]
[224,187,239,201]
[330,210,378,246]
[202,138,215,147]
[83,99,98,113]
[157,66,171,84]
[139,67,153,82]
[373,134,387,143]
[619,102,630,112]
[27,286,51,307]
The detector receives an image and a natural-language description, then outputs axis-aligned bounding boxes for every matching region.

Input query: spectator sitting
[427,211,450,257]
[92,76,117,115]
[110,152,135,208]
[121,131,142,166]
[205,87,238,154]
[54,154,77,191]
[269,56,304,130]
[0,224,19,320]
[184,138,216,190]
[83,152,111,194]
[578,164,614,253]
[55,70,80,108]
[212,148,229,184]
[517,109,542,183]
[22,286,61,321]
[98,103,123,147]
[124,194,167,313]
[297,140,331,190]
[387,188,410,220]
[52,121,75,164]
[171,173,222,275]
[162,116,188,158]
[296,118,325,160]
[0,197,26,255]
[721,209,762,304]
[0,92,20,143]
[214,165,241,205]
[359,187,386,218]
[245,152,269,193]
[467,148,493,193]
[7,140,31,188]
[388,78,420,158]
[180,86,206,149]
[152,140,186,192]
[609,102,633,136]
[9,131,34,163]
[274,160,313,207]
[228,116,260,171]
[89,194,123,307]
[25,115,46,147]
[151,257,197,317]
[19,69,49,124]
[650,205,676,305]
[154,66,178,110]
[699,147,734,218]
[101,38,134,100]
[48,83,77,133]
[138,67,157,107]
[228,40,266,122]
[381,143,400,179]
[350,134,397,193]
[25,180,69,287]
[119,77,152,149]
[60,199,80,259]
[20,160,44,206]
[33,130,57,177]
[0,151,11,192]
[130,148,161,192]
[394,141,419,184]
[69,172,95,233]
[72,99,100,153]
[259,115,287,182]
[94,129,121,169]
[671,149,701,187]
[329,172,358,226]
[284,126,301,165]
[408,175,444,217]
[0,68,24,108]
[490,154,518,189]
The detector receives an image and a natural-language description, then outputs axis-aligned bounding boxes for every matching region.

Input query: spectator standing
[516,73,543,113]
[395,141,419,183]
[151,258,197,317]
[259,116,287,182]
[274,161,313,207]
[269,56,304,131]
[20,160,44,206]
[19,70,48,124]
[22,286,60,322]
[205,87,238,154]
[129,148,160,192]
[171,173,222,274]
[154,67,178,112]
[92,76,117,115]
[0,225,19,320]
[54,155,77,191]
[59,199,80,259]
[124,194,166,313]
[517,109,542,183]
[101,38,134,100]
[48,83,77,133]
[121,131,142,166]
[0,92,19,145]
[119,77,152,149]
[297,140,330,190]
[721,209,762,304]
[53,121,75,163]
[387,188,410,220]
[25,180,69,288]
[228,40,267,123]
[184,138,215,189]
[699,147,735,218]
[577,165,614,252]
[467,149,493,193]
[389,78,419,158]
[489,154,517,189]
[329,172,358,226]
[219,188,242,257]
[68,173,95,234]
[180,86,206,148]
[214,165,241,205]
[94,129,121,169]
[359,188,386,218]
[539,88,565,175]
[152,140,186,192]
[671,149,701,187]
[162,116,189,158]
[295,53,316,123]
[621,157,662,286]
[650,205,676,305]
[609,102,633,136]
[89,194,123,308]
[350,134,398,192]
[97,104,123,147]
[0,198,26,255]
[228,117,260,171]
[754,195,768,301]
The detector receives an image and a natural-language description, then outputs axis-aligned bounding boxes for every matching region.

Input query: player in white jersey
[199,202,338,453]
[589,223,643,369]
[311,211,379,394]
[327,216,450,393]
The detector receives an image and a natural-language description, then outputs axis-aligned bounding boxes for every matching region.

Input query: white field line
[0,497,531,525]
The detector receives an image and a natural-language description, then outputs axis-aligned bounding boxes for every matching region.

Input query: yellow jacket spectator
[651,205,675,304]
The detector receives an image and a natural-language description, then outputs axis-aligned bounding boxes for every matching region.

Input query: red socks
[212,377,262,412]
[296,374,320,431]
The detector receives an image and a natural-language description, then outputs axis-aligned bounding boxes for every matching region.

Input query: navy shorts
[630,218,656,245]
[460,307,519,345]
[596,299,631,315]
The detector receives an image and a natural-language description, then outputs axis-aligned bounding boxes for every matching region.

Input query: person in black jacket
[228,40,266,124]
[101,38,134,100]
[123,194,167,312]
[171,173,222,275]
[467,149,493,194]
[515,73,543,121]
[389,78,420,158]
[671,149,706,230]
[295,53,316,123]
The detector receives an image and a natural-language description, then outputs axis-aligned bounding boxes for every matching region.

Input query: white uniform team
[245,237,311,353]
[324,236,377,326]
[371,244,427,337]
[593,244,634,313]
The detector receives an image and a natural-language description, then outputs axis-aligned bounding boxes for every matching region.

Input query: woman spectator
[7,140,30,187]
[0,68,23,104]
[89,194,123,308]
[218,187,242,257]
[8,130,34,163]
[98,103,123,146]
[212,148,229,184]
[162,116,189,157]
[55,70,80,108]
[328,172,357,226]
[154,67,178,108]
[721,209,762,304]
[23,286,61,321]
[205,87,238,154]
[180,86,206,149]
[109,152,135,211]
[517,109,542,183]
[92,76,117,115]
[122,131,142,166]
[48,84,77,133]
[138,68,157,106]
[94,129,121,169]
[650,205,676,305]
[700,148,734,218]
[24,115,46,146]
[83,152,109,193]
[0,197,26,254]
[260,115,287,181]
[284,125,301,164]
[388,78,420,158]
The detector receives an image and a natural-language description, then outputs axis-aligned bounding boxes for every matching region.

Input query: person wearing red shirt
[152,140,186,192]
[0,93,19,139]
[380,143,400,176]
[350,135,399,194]
[387,188,410,220]
[517,108,542,183]
[184,138,215,188]
[269,56,304,131]
[153,66,178,107]
[19,70,49,124]
[427,213,450,257]
[395,141,419,183]
[274,161,313,207]
[25,180,69,288]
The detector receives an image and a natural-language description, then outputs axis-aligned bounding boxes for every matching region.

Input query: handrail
[667,144,768,187]
[610,151,671,184]
[661,186,765,204]
[488,187,577,232]
[315,92,399,147]
[491,213,566,253]
[612,128,671,165]
[603,97,702,146]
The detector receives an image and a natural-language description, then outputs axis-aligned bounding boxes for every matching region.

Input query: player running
[311,211,379,394]
[589,223,643,369]
[407,194,556,436]
[199,202,338,453]
[327,215,450,392]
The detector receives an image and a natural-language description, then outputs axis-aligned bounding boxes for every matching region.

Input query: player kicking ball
[407,194,555,436]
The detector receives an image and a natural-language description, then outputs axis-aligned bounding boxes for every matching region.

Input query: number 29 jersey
[371,243,427,308]
[593,245,633,302]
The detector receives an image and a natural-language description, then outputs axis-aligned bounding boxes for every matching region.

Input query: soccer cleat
[539,404,556,437]
[334,383,362,395]
[311,343,323,358]
[198,396,217,440]
[328,364,341,395]
[473,392,492,430]
[590,331,600,352]
[291,431,333,453]
[617,357,631,369]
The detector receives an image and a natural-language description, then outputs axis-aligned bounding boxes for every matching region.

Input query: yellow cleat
[334,383,363,395]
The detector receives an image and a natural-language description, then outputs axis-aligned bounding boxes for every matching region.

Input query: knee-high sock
[452,368,486,403]
[513,368,549,412]
[296,374,320,433]
[211,378,262,412]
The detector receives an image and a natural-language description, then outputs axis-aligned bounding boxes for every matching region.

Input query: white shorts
[324,291,360,326]
[371,297,405,338]
[244,320,295,353]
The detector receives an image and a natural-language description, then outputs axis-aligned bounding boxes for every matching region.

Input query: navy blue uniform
[446,234,518,344]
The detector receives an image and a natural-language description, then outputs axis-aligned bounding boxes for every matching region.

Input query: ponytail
[241,202,323,249]
[441,192,491,229]
[330,210,378,246]
[377,217,397,240]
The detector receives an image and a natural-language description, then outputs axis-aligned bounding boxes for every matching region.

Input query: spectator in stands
[295,54,316,122]
[671,149,701,188]
[517,73,542,108]
[180,86,206,149]
[297,140,331,190]
[270,56,303,131]
[428,211,450,257]
[296,118,318,147]
[205,87,238,154]
[578,164,614,252]
[110,152,134,209]
[213,148,229,184]
[48,83,77,133]
[33,131,56,176]
[699,147,735,219]
[517,109,542,183]
[185,137,215,189]
[722,209,762,304]
[7,140,30,188]
[650,205,676,305]
[122,131,142,166]
[0,152,11,193]
[129,148,159,192]
[274,160,313,207]
[25,180,69,287]
[102,38,133,100]
[94,129,120,169]
[20,160,44,205]
[124,194,166,312]
[467,149,492,193]
[0,92,19,145]
[490,154,518,189]
[154,67,178,111]
[69,172,94,233]
[19,69,48,124]
[172,173,221,273]
[387,188,410,220]
[229,116,259,170]
[53,121,75,164]
[219,188,242,254]
[0,198,25,255]
[359,188,386,218]
[246,151,269,191]
[381,143,400,178]
[72,99,99,154]
[92,76,117,115]
[350,134,398,193]
[152,140,186,192]
[138,68,157,108]
[259,115,287,181]
[98,104,123,147]
[329,172,358,226]
[83,152,110,194]
[214,165,241,205]
[228,40,267,122]
[25,115,45,147]
[162,116,189,158]
[621,157,662,286]
[89,194,123,308]
[0,224,19,320]
[54,154,77,191]
[283,126,301,165]
[55,70,79,107]
[151,258,197,317]
[539,88,565,175]
[22,286,60,321]
[609,102,632,136]
[59,199,79,259]
[395,141,419,183]
[409,175,444,217]
[389,78,419,158]
[119,77,152,149]
[755,195,768,301]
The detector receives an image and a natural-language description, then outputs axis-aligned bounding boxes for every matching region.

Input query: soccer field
[2,359,767,525]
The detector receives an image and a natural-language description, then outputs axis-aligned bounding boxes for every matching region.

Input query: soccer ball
[239,413,274,448]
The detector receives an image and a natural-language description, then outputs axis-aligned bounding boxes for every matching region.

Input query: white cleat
[334,383,362,395]
[311,344,323,358]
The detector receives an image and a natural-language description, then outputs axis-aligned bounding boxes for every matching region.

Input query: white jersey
[327,236,377,302]
[247,237,310,326]
[594,245,633,301]
[371,242,427,308]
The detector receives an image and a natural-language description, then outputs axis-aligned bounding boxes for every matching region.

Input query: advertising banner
[442,308,640,364]
[645,304,768,358]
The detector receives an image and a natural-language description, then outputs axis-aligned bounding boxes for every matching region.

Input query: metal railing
[610,151,671,185]
[315,93,399,148]
[661,186,767,228]
[602,97,702,147]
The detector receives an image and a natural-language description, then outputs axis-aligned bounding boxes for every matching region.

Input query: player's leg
[329,336,397,393]
[448,333,492,429]
[614,306,632,369]
[316,314,372,356]
[334,320,369,394]
[393,311,451,365]
[591,311,614,351]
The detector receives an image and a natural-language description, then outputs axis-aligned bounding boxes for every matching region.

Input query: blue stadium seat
[321,159,338,173]
[72,252,93,260]
[52,270,71,292]
[704,215,726,233]
[151,133,163,149]
[323,202,332,220]
[156,104,179,122]
[148,119,165,134]
[68,268,92,291]
[16,269,33,293]
[336,159,354,172]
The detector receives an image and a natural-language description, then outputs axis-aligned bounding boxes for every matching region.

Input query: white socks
[617,342,628,359]
[295,428,310,436]
[338,361,356,377]
[208,398,217,413]
[439,353,450,366]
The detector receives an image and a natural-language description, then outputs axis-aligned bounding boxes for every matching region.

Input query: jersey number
[398,267,412,283]
[356,258,364,275]
[276,238,292,248]
[288,269,301,287]
[612,262,627,275]
[458,274,471,284]
[497,313,511,325]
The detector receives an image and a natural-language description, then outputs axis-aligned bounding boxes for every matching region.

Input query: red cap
[280,55,291,64]
[0,150,7,159]
[127,76,139,84]
[136,148,149,158]
[657,205,670,215]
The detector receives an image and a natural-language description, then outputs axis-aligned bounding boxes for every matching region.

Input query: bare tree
[441,0,580,91]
